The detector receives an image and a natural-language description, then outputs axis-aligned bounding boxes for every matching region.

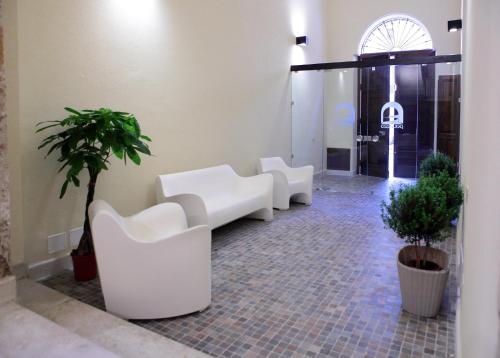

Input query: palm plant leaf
[37,107,153,255]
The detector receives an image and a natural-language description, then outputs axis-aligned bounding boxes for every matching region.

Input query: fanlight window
[359,15,433,54]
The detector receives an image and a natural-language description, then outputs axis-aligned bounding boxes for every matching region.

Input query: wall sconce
[448,19,462,32]
[296,36,308,46]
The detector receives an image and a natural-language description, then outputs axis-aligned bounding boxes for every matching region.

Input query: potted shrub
[381,174,463,317]
[38,108,152,281]
[420,152,462,223]
[419,151,458,178]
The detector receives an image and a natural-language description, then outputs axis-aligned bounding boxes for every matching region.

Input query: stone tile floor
[42,175,456,358]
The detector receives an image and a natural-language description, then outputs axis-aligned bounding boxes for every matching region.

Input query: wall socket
[69,227,84,249]
[47,232,67,254]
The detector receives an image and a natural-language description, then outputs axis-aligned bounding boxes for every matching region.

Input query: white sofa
[156,165,273,230]
[89,199,211,320]
[258,157,314,210]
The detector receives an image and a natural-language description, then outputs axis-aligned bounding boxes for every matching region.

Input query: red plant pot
[71,252,97,281]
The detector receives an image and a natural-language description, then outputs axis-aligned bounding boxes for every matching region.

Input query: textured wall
[0,0,11,277]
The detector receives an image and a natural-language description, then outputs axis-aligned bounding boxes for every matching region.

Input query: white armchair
[258,157,314,210]
[89,200,211,320]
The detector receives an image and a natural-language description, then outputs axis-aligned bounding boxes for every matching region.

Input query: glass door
[358,65,390,178]
[323,68,358,176]
[290,59,461,180]
[291,71,324,173]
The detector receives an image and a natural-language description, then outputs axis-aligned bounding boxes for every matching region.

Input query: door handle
[356,135,379,143]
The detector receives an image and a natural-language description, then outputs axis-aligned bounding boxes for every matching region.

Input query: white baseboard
[326,169,356,177]
[11,263,28,280]
[27,255,73,281]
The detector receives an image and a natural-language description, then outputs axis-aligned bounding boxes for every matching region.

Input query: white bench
[156,165,273,229]
[258,157,313,210]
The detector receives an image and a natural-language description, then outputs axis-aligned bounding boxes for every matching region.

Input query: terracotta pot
[397,245,449,317]
[71,252,97,281]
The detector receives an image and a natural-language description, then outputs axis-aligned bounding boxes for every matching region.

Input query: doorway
[357,50,437,179]
[291,59,461,180]
[437,75,461,162]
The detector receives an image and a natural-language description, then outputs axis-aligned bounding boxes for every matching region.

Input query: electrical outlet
[48,232,67,254]
[69,227,83,249]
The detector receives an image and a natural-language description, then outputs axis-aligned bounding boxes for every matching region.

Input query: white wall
[457,0,500,357]
[4,0,327,266]
[3,0,468,277]
[291,71,324,172]
[324,0,461,61]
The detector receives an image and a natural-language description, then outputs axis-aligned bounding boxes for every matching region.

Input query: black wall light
[448,19,462,32]
[296,36,308,46]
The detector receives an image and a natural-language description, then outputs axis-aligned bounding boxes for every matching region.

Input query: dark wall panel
[327,148,351,171]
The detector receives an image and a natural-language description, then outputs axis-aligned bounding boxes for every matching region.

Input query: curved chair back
[89,200,130,262]
[89,199,211,320]
[259,157,288,173]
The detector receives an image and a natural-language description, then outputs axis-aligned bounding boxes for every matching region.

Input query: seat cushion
[124,204,188,243]
[288,178,307,193]
[205,191,268,229]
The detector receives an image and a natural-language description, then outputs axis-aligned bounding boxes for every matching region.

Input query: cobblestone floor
[42,175,456,358]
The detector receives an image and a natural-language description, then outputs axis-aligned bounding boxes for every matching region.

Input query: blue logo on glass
[334,103,356,127]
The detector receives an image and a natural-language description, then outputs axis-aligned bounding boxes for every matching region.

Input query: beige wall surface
[5,0,464,271]
[324,0,461,61]
[5,0,327,265]
[457,0,500,357]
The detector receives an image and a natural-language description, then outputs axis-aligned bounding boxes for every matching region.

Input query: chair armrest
[119,224,211,273]
[238,173,273,192]
[156,224,210,247]
[292,165,314,178]
[262,170,288,186]
[157,193,208,228]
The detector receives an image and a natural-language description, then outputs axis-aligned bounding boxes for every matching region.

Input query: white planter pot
[397,245,449,317]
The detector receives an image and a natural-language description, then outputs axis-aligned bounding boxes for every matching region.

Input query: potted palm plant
[381,172,463,317]
[38,108,152,281]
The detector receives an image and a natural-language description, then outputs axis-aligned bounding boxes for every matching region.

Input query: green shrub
[381,182,451,249]
[418,172,463,221]
[419,152,457,178]
[381,173,463,268]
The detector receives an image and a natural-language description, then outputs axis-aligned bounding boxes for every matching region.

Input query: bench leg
[292,192,312,206]
[247,207,273,222]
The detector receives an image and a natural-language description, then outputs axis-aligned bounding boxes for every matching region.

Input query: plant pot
[71,251,97,282]
[397,245,449,317]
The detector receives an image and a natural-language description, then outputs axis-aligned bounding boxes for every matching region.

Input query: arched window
[359,15,433,55]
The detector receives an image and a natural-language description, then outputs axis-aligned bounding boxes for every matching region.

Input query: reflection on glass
[290,62,461,180]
